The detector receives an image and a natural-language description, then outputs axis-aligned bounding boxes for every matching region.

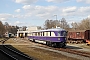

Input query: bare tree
[71,22,78,30]
[77,18,90,30]
[4,22,9,26]
[44,20,54,29]
[4,22,10,32]
[0,21,5,37]
[4,22,19,34]
[44,18,69,29]
[9,26,19,34]
[60,18,70,29]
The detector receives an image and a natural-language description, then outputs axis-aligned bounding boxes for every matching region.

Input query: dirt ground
[4,38,80,60]
[67,43,90,53]
[13,45,79,60]
[67,43,90,49]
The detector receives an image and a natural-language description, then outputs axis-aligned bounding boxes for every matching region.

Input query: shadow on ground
[65,45,83,49]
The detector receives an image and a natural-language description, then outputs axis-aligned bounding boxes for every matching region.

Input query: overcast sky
[0,0,90,27]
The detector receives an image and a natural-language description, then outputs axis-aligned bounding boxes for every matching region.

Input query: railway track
[34,41,90,58]
[51,47,90,58]
[54,48,90,58]
[0,45,33,60]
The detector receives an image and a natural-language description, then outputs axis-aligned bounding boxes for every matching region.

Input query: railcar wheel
[46,41,53,47]
[46,41,50,46]
[87,44,90,46]
[58,43,66,48]
[33,39,35,42]
[51,43,57,47]
[62,45,66,48]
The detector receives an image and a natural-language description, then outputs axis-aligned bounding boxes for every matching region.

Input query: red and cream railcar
[85,30,90,45]
[67,30,90,44]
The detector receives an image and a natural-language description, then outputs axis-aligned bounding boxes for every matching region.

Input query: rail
[0,45,33,60]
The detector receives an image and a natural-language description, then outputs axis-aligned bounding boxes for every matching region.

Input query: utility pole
[54,15,57,20]
[54,15,57,28]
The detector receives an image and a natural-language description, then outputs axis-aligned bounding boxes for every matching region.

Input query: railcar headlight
[58,38,60,40]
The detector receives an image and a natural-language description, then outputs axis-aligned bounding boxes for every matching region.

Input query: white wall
[17,26,38,37]
[27,26,38,31]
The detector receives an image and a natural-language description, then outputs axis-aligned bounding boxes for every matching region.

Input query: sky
[0,0,90,27]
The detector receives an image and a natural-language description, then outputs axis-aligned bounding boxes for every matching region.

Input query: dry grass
[67,43,90,49]
[0,38,5,44]
[5,38,79,60]
[12,45,79,60]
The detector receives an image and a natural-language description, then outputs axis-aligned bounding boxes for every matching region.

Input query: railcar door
[85,31,87,39]
[88,30,90,40]
[85,30,90,40]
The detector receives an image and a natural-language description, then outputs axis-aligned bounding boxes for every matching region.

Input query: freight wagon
[67,30,90,44]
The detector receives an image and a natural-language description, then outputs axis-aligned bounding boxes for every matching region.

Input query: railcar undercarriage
[67,38,86,44]
[46,41,66,48]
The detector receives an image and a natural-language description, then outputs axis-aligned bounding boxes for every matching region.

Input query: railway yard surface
[67,43,90,52]
[0,38,90,60]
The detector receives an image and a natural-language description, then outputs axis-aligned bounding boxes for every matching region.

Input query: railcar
[67,30,90,44]
[27,28,67,47]
[86,30,90,45]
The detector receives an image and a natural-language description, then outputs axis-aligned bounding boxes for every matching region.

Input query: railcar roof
[31,28,66,32]
[68,30,90,32]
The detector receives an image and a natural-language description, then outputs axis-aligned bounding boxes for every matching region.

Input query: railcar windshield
[58,31,67,36]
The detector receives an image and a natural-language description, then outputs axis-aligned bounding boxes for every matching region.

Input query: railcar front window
[63,31,67,36]
[58,31,67,36]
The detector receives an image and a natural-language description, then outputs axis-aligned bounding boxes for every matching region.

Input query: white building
[17,26,38,37]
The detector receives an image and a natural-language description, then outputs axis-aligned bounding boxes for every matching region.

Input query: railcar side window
[35,33,37,36]
[46,32,48,36]
[32,33,35,36]
[38,32,40,36]
[41,32,42,36]
[58,31,61,36]
[51,32,55,36]
[47,32,50,36]
[44,32,47,36]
